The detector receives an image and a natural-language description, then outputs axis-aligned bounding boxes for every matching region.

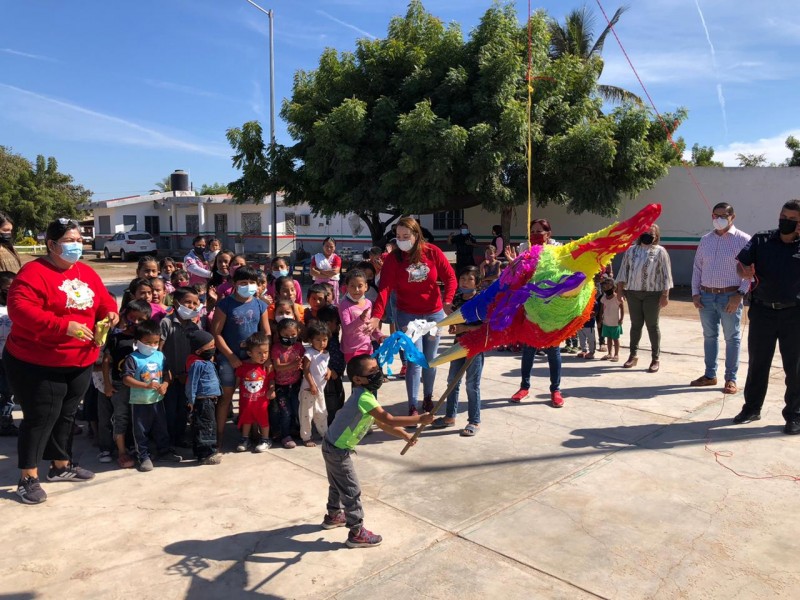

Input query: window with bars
[432,210,464,231]
[242,212,262,235]
[185,215,199,235]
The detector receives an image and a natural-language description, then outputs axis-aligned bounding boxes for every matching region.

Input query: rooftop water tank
[170,169,190,192]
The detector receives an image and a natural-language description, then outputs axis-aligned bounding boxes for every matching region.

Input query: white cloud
[316,10,376,40]
[0,48,58,62]
[710,130,800,166]
[0,83,229,157]
[142,79,239,102]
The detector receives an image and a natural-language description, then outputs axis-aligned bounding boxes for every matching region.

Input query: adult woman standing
[370,217,457,415]
[615,223,673,372]
[310,237,342,304]
[0,212,22,273]
[184,235,212,289]
[4,219,118,504]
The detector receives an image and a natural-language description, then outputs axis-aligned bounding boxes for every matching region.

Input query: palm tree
[548,5,642,105]
[150,176,171,193]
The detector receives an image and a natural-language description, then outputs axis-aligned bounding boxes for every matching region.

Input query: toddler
[480,245,502,288]
[304,283,330,323]
[235,332,276,453]
[270,318,305,448]
[600,277,624,361]
[171,268,191,291]
[300,324,330,446]
[185,330,222,464]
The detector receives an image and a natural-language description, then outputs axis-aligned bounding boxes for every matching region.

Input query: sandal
[576,351,587,358]
[281,436,297,449]
[460,423,479,437]
[723,380,738,394]
[431,417,456,429]
[585,352,595,359]
[601,354,613,360]
[303,440,316,447]
[117,453,135,469]
[610,356,619,362]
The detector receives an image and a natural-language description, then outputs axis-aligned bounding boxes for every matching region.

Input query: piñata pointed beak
[428,342,468,367]
[436,309,465,329]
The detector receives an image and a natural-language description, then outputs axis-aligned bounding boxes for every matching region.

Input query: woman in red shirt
[5,219,119,504]
[370,217,457,416]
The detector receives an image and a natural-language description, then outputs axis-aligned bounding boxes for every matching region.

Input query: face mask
[280,335,298,346]
[778,218,798,235]
[59,242,83,263]
[177,304,200,320]
[458,287,475,295]
[396,239,414,252]
[0,232,12,242]
[460,228,469,235]
[137,343,158,357]
[529,233,545,245]
[275,314,292,322]
[604,289,614,297]
[237,283,257,298]
[274,269,289,278]
[345,292,360,302]
[639,233,655,245]
[364,369,384,393]
[712,217,729,231]
[198,349,215,361]
[194,246,205,256]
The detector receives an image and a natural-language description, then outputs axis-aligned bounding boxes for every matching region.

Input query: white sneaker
[235,437,251,452]
[254,439,272,453]
[98,451,113,463]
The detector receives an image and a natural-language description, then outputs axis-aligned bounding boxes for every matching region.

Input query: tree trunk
[501,206,514,248]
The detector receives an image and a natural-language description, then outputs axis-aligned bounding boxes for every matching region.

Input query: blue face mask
[237,283,257,298]
[274,269,289,278]
[461,228,469,235]
[59,242,83,264]
[136,343,158,357]
[458,287,475,295]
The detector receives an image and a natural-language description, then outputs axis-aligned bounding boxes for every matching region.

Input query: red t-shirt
[235,362,275,405]
[6,258,118,368]
[373,245,456,319]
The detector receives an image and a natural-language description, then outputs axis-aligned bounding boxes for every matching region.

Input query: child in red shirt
[235,332,276,452]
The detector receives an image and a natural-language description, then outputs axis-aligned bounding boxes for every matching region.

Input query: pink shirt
[600,295,623,326]
[271,341,305,386]
[338,296,373,358]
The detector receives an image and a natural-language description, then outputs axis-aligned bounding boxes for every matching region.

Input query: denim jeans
[396,309,445,409]
[191,396,218,460]
[444,353,484,424]
[699,291,742,381]
[520,345,561,392]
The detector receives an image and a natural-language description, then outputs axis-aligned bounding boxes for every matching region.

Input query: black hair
[273,275,295,294]
[369,246,382,257]
[345,268,367,284]
[192,235,205,245]
[307,283,329,298]
[492,224,502,236]
[275,298,295,311]
[322,236,336,246]
[0,212,19,258]
[209,251,235,288]
[244,331,271,351]
[458,265,482,284]
[148,276,165,290]
[129,277,154,294]
[232,265,259,283]
[354,261,375,276]
[135,319,161,340]
[276,318,300,336]
[159,257,176,269]
[783,199,800,213]
[346,354,376,380]
[712,202,734,216]
[136,255,158,273]
[305,322,330,342]
[170,269,189,284]
[123,299,152,319]
[271,255,290,268]
[44,218,80,246]
[172,286,199,304]
[0,270,16,288]
[317,305,340,325]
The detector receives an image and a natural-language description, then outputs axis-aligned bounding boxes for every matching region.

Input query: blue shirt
[123,350,165,405]
[185,358,222,404]
[216,295,268,359]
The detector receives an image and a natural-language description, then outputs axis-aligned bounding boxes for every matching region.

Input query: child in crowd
[317,306,346,424]
[431,266,485,437]
[304,283,330,323]
[171,269,191,292]
[354,261,379,303]
[205,237,221,265]
[103,299,152,468]
[122,319,181,471]
[150,277,170,320]
[160,287,204,448]
[320,355,434,547]
[269,256,303,304]
[600,277,624,362]
[271,318,305,448]
[206,251,234,313]
[577,293,598,360]
[338,269,379,363]
[311,237,342,304]
[273,299,299,325]
[480,245,502,288]
[120,256,159,306]
[270,275,305,323]
[216,254,247,301]
[367,246,383,279]
[160,257,176,294]
[300,323,330,447]
[256,270,270,304]
[211,265,270,448]
[130,277,166,322]
[0,271,16,436]
[234,332,275,453]
[185,330,222,464]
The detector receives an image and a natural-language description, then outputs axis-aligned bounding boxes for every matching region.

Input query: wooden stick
[400,355,476,456]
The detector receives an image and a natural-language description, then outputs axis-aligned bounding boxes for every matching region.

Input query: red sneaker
[398,364,407,378]
[551,390,564,408]
[321,511,346,530]
[510,388,529,403]
[346,527,383,548]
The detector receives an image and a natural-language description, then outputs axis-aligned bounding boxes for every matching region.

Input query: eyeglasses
[58,218,79,227]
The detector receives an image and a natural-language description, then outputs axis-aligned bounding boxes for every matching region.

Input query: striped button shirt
[616,244,673,292]
[690,225,751,296]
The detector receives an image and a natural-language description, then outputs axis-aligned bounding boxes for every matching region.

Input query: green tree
[785,135,800,167]
[228,0,684,243]
[150,177,171,193]
[547,5,642,105]
[0,147,89,236]
[199,182,229,195]
[735,153,767,167]
[690,143,723,167]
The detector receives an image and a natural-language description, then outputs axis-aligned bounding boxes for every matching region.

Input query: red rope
[593,0,712,212]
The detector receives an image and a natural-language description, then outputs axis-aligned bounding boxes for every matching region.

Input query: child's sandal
[303,440,316,447]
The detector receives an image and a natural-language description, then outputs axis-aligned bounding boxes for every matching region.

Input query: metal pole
[269,9,278,258]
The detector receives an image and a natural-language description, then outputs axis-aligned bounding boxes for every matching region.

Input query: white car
[103,231,157,261]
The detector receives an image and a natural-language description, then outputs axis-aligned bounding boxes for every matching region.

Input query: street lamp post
[246,0,278,258]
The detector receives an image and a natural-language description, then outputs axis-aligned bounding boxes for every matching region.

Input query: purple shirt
[691,225,752,295]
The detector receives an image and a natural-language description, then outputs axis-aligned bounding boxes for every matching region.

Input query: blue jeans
[520,345,561,392]
[396,309,445,409]
[699,291,743,381]
[444,353,484,424]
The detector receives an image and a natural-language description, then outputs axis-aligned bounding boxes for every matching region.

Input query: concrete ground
[2,311,799,599]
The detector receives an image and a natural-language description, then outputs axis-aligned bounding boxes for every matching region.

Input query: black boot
[0,416,19,436]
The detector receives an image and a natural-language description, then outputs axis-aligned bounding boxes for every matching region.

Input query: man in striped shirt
[690,202,751,394]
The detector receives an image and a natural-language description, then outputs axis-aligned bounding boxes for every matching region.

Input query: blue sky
[1,0,798,202]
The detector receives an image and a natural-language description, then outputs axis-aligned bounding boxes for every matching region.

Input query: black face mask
[604,289,614,297]
[639,233,655,245]
[198,349,215,361]
[0,232,12,243]
[194,246,205,256]
[364,369,384,393]
[778,218,798,235]
[280,336,298,346]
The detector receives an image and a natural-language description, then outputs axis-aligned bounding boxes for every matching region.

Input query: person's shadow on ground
[163,524,338,599]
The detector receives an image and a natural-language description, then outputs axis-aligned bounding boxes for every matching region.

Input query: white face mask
[137,343,158,357]
[275,314,292,322]
[712,217,729,231]
[396,238,414,252]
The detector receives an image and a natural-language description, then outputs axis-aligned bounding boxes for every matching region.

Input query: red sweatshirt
[6,258,118,368]
[373,245,457,319]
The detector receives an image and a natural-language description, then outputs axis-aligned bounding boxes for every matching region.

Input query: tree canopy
[227,0,685,243]
[199,182,229,195]
[0,147,89,238]
[689,143,723,167]
[785,135,800,167]
[735,153,767,167]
